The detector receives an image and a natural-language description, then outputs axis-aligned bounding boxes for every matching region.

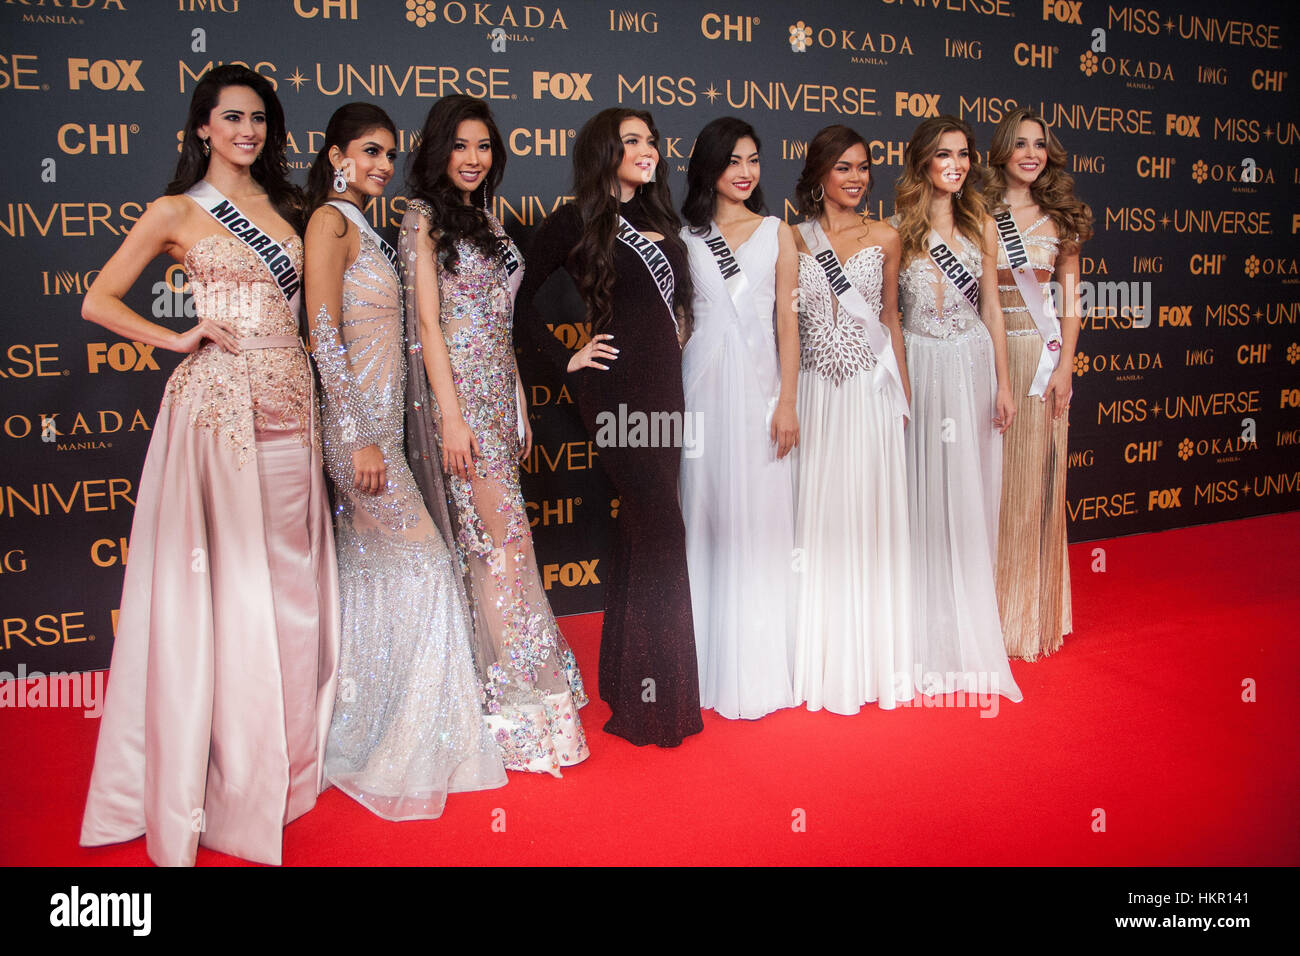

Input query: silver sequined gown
[897,232,1021,702]
[311,202,506,820]
[400,200,588,776]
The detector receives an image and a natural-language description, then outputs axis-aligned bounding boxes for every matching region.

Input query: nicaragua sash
[798,219,908,419]
[702,222,751,316]
[993,209,1062,398]
[328,199,399,275]
[186,180,301,316]
[617,216,678,336]
[926,229,981,315]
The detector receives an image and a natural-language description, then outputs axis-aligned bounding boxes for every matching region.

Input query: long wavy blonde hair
[893,115,987,266]
[984,107,1093,255]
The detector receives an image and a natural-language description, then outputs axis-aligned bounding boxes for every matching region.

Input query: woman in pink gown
[79,66,339,866]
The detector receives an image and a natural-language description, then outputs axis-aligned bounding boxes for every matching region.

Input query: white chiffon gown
[680,217,795,719]
[897,234,1022,702]
[792,243,913,713]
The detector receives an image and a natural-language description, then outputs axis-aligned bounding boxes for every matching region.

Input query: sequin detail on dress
[401,200,588,776]
[170,234,312,466]
[797,245,882,386]
[315,219,506,819]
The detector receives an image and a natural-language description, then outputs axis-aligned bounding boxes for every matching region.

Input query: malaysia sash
[186,180,301,316]
[798,219,908,419]
[617,217,677,335]
[327,199,399,276]
[926,229,981,315]
[993,209,1062,398]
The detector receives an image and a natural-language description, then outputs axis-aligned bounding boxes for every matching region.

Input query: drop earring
[333,166,348,194]
[200,137,210,157]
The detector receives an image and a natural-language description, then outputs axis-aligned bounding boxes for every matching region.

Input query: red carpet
[2,513,1296,866]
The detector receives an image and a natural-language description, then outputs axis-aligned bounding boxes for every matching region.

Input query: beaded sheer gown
[995,214,1072,660]
[680,217,795,719]
[792,243,913,714]
[312,202,506,820]
[898,233,1021,701]
[401,201,588,774]
[82,224,339,866]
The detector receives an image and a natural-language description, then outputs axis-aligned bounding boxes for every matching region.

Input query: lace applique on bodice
[995,214,1061,330]
[898,232,983,340]
[166,233,311,466]
[797,245,883,386]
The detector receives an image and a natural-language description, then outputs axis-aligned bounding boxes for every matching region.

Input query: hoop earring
[200,137,210,157]
[811,184,824,204]
[332,166,348,194]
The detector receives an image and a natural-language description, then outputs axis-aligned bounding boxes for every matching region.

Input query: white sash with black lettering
[993,209,1061,398]
[617,216,677,336]
[501,240,523,305]
[702,222,750,315]
[186,180,301,316]
[926,229,981,316]
[327,199,399,277]
[797,219,908,419]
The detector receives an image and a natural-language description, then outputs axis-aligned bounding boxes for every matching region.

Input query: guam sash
[327,199,399,275]
[186,180,301,315]
[993,209,1062,398]
[617,216,677,335]
[926,229,981,315]
[798,219,908,419]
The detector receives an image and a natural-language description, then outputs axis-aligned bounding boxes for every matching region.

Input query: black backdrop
[1,0,1297,675]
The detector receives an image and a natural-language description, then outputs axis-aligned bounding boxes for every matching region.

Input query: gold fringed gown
[994,215,1072,660]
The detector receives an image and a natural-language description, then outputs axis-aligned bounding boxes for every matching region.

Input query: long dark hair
[165,64,304,233]
[985,106,1093,254]
[894,115,987,265]
[305,102,397,215]
[682,116,767,234]
[407,95,507,275]
[794,124,870,220]
[570,107,691,335]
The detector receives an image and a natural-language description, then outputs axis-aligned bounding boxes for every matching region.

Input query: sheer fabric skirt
[904,327,1022,701]
[792,369,913,714]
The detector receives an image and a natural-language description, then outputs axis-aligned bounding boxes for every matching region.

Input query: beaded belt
[238,335,302,350]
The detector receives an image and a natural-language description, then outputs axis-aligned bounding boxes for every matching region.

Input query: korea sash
[798,219,908,419]
[327,199,399,276]
[501,240,523,305]
[617,217,678,335]
[993,209,1061,398]
[926,229,981,315]
[702,223,750,315]
[186,181,301,316]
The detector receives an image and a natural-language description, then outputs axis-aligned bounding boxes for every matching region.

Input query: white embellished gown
[680,217,795,719]
[311,204,506,820]
[792,242,913,713]
[897,234,1022,701]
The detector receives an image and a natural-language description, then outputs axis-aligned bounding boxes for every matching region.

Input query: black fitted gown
[514,196,703,748]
